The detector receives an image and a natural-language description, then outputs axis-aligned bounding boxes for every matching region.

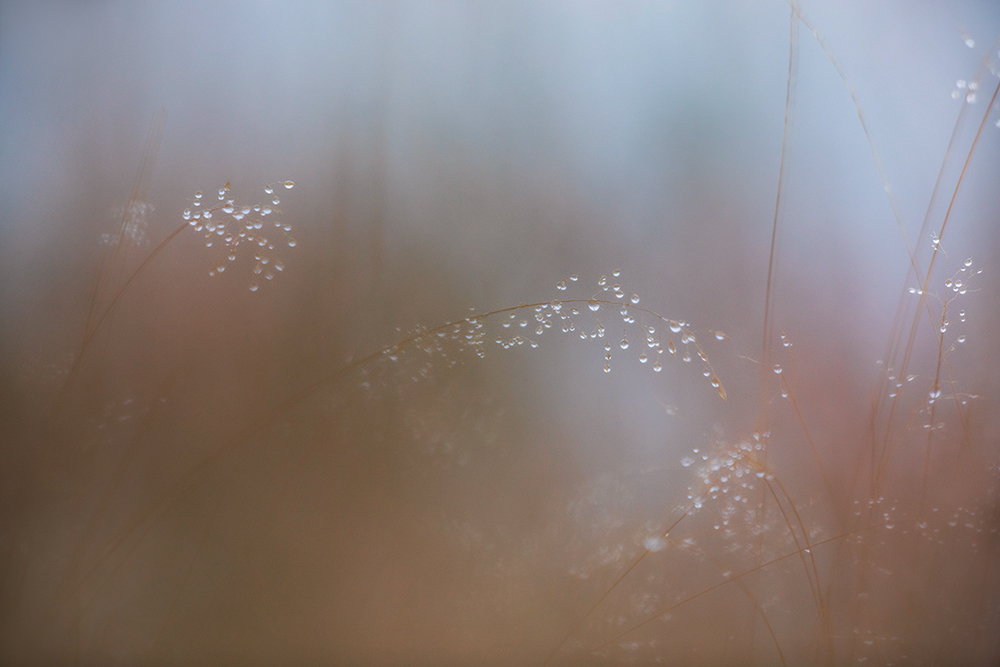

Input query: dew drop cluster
[366,272,727,400]
[184,180,296,291]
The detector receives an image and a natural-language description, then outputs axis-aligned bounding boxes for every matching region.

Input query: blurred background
[1,1,998,664]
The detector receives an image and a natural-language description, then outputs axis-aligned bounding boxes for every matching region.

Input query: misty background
[1,1,998,664]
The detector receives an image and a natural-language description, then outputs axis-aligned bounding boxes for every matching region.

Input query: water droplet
[639,353,648,363]
[653,361,662,372]
[556,280,567,290]
[569,274,578,281]
[965,258,973,267]
[620,338,628,350]
[264,186,274,195]
[669,321,682,333]
[612,269,621,277]
[216,265,225,273]
[966,92,977,104]
[222,205,234,214]
[284,181,294,189]
[956,334,966,343]
[266,272,274,280]
[535,325,544,335]
[287,238,297,247]
[262,207,272,215]
[773,364,782,374]
[194,191,203,199]
[715,331,726,340]
[629,292,639,304]
[588,300,600,311]
[681,456,694,467]
[202,210,212,219]
[604,364,611,373]
[965,37,975,48]
[249,282,259,292]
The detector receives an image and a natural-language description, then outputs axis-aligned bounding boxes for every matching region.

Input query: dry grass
[1,2,998,665]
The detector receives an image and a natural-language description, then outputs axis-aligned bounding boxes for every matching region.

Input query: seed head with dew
[357,273,727,401]
[183,180,296,290]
